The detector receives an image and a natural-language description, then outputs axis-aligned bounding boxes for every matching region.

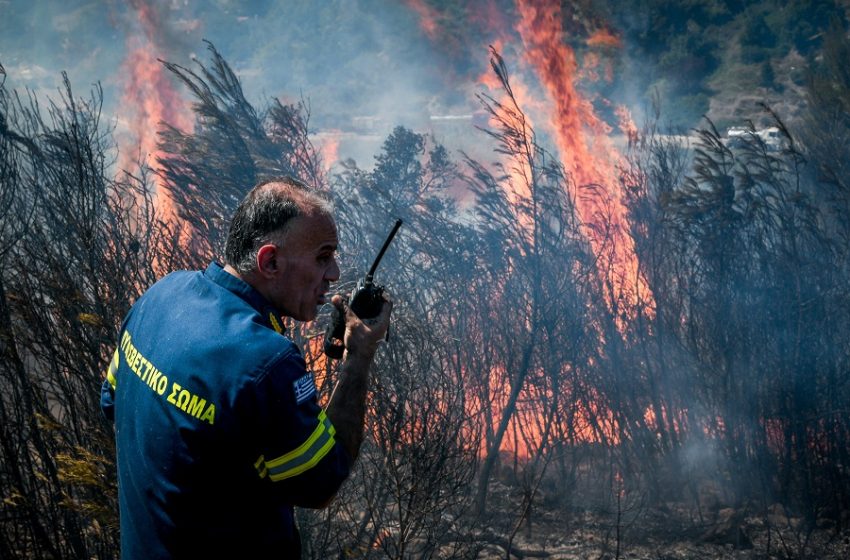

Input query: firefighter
[101,177,392,558]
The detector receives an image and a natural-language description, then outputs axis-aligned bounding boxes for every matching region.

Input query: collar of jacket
[204,261,286,335]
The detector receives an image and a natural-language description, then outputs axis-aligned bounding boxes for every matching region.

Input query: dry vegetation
[2,27,850,559]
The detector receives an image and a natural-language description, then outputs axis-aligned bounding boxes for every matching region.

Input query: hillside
[602,0,846,127]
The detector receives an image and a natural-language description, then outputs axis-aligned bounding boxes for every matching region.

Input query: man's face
[267,212,340,322]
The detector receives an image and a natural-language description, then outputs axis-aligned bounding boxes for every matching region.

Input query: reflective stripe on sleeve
[254,455,268,479]
[255,410,337,481]
[106,349,119,389]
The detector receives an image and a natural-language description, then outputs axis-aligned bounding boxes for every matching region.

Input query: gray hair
[224,177,333,274]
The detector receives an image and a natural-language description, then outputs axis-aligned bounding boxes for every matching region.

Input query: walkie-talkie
[323,219,402,359]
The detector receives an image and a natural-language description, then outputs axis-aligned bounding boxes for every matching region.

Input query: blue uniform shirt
[101,262,350,559]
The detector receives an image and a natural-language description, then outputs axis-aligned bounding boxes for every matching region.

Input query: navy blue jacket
[101,262,350,559]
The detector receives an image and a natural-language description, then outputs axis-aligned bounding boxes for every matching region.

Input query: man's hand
[330,293,393,359]
[325,291,392,463]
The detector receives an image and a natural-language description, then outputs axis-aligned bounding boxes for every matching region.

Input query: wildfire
[408,0,650,309]
[615,105,639,148]
[477,60,541,210]
[586,28,622,49]
[513,0,650,311]
[513,2,613,190]
[405,0,656,456]
[116,0,194,224]
[314,129,343,169]
[494,372,622,461]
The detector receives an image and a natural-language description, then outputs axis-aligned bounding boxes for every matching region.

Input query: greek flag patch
[292,373,316,404]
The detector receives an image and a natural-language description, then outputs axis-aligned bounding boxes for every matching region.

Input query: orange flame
[384,1,650,310]
[514,1,611,190]
[580,51,602,82]
[477,66,542,210]
[315,129,343,169]
[496,376,621,460]
[116,0,194,225]
[615,105,639,148]
[514,0,649,311]
[587,28,622,49]
[405,0,656,455]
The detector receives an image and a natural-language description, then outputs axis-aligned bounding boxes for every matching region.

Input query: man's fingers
[377,295,393,322]
[362,295,393,332]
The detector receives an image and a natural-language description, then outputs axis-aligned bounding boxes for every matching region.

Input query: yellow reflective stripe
[254,455,268,479]
[269,313,283,334]
[255,411,337,481]
[266,410,329,469]
[269,435,335,481]
[106,349,119,389]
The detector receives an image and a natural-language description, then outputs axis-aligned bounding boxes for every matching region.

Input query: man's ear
[256,244,280,278]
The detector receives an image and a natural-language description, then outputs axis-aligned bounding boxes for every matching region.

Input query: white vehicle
[725,126,783,151]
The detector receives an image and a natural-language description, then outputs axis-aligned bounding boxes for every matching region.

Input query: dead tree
[157,41,328,265]
[463,48,599,518]
[0,70,188,558]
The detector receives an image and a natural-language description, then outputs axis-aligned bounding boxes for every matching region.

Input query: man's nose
[326,258,341,282]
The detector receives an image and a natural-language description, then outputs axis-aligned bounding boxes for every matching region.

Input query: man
[100,177,392,558]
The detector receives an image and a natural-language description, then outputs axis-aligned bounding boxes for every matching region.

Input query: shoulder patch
[292,373,316,404]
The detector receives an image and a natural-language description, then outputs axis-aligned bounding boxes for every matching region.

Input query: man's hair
[224,176,333,273]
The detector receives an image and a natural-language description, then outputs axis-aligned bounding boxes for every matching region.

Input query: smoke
[0,1,122,96]
[248,1,490,162]
[0,0,702,173]
[0,2,443,165]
